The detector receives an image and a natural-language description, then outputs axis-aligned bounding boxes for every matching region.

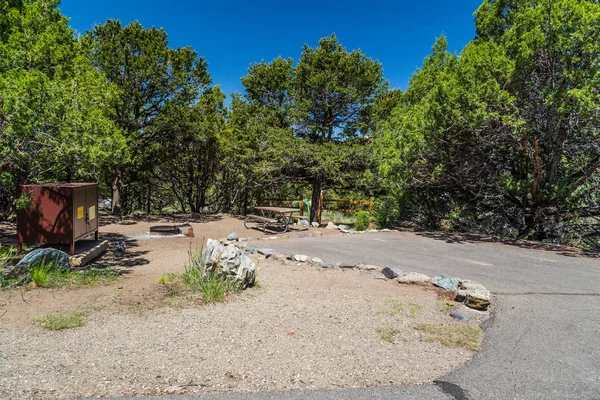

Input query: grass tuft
[414,324,484,351]
[382,299,405,316]
[180,246,241,303]
[36,310,87,330]
[377,326,401,343]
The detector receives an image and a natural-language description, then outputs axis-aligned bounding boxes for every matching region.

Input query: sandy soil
[0,215,486,399]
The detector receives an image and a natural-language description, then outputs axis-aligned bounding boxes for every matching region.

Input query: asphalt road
[107,231,600,400]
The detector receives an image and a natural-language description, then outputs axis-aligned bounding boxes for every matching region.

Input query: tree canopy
[1,0,598,249]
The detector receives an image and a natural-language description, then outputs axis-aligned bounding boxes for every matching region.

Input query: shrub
[355,211,371,231]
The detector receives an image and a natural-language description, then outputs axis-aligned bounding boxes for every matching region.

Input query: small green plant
[354,211,371,231]
[414,324,484,351]
[36,310,87,330]
[408,302,424,318]
[377,326,401,343]
[382,299,405,316]
[159,273,178,284]
[31,261,54,287]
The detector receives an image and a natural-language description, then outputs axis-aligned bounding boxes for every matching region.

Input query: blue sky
[60,0,483,99]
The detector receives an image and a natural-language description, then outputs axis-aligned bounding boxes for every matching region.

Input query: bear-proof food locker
[16,183,99,255]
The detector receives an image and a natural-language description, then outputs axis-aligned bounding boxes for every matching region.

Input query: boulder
[460,281,487,292]
[256,248,272,256]
[200,239,256,288]
[311,222,320,228]
[325,222,338,229]
[357,264,381,271]
[339,262,356,269]
[311,257,324,264]
[226,232,239,241]
[397,272,432,286]
[432,274,460,291]
[455,290,469,302]
[465,290,491,310]
[5,248,70,279]
[298,219,310,228]
[292,254,308,262]
[337,225,349,230]
[381,267,400,279]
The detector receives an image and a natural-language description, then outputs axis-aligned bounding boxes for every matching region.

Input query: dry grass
[36,310,88,331]
[414,324,484,351]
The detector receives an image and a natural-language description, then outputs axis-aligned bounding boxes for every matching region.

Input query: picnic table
[244,206,307,233]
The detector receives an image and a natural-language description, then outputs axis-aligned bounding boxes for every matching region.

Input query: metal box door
[86,186,98,232]
[73,188,88,239]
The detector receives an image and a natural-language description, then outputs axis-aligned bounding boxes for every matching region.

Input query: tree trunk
[147,185,151,214]
[111,168,122,216]
[310,175,323,223]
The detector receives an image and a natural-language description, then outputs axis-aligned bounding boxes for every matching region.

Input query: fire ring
[149,225,181,236]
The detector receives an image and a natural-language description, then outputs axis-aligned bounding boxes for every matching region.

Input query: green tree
[0,0,125,213]
[377,0,600,247]
[87,20,211,214]
[293,35,387,221]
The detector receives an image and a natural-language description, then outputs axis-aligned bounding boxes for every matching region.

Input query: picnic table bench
[244,206,307,233]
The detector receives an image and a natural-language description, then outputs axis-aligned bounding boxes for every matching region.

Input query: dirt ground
[0,215,487,399]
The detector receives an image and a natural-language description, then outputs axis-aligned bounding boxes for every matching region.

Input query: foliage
[86,19,212,214]
[376,0,600,247]
[354,211,371,231]
[36,310,87,330]
[0,0,125,201]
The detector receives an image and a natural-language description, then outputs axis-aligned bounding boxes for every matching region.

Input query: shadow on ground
[414,229,600,259]
[98,232,150,271]
[99,213,226,227]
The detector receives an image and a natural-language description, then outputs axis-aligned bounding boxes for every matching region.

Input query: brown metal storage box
[16,183,99,255]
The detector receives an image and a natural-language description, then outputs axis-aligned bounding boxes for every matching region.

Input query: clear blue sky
[60,0,483,100]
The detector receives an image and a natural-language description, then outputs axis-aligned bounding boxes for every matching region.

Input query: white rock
[325,222,338,229]
[311,257,324,264]
[293,254,308,262]
[311,222,320,228]
[357,264,381,271]
[397,272,432,286]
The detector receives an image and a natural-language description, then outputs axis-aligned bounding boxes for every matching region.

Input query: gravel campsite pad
[0,216,487,398]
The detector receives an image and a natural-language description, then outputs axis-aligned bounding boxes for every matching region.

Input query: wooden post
[299,196,303,216]
[369,197,374,213]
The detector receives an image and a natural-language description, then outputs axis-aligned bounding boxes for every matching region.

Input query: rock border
[223,234,491,312]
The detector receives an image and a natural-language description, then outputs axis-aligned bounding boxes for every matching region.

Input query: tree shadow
[97,232,150,271]
[413,229,600,259]
[0,223,16,247]
[99,213,224,226]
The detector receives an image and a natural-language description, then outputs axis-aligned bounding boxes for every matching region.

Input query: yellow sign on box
[77,206,84,219]
[89,205,96,220]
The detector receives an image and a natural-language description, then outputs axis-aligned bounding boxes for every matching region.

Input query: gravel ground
[0,216,487,399]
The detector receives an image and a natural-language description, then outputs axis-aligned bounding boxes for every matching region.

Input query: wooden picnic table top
[254,206,300,214]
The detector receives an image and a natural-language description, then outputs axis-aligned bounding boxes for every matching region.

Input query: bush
[354,211,371,231]
[374,196,402,229]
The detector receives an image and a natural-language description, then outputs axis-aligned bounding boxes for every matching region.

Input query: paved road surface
[107,231,600,400]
